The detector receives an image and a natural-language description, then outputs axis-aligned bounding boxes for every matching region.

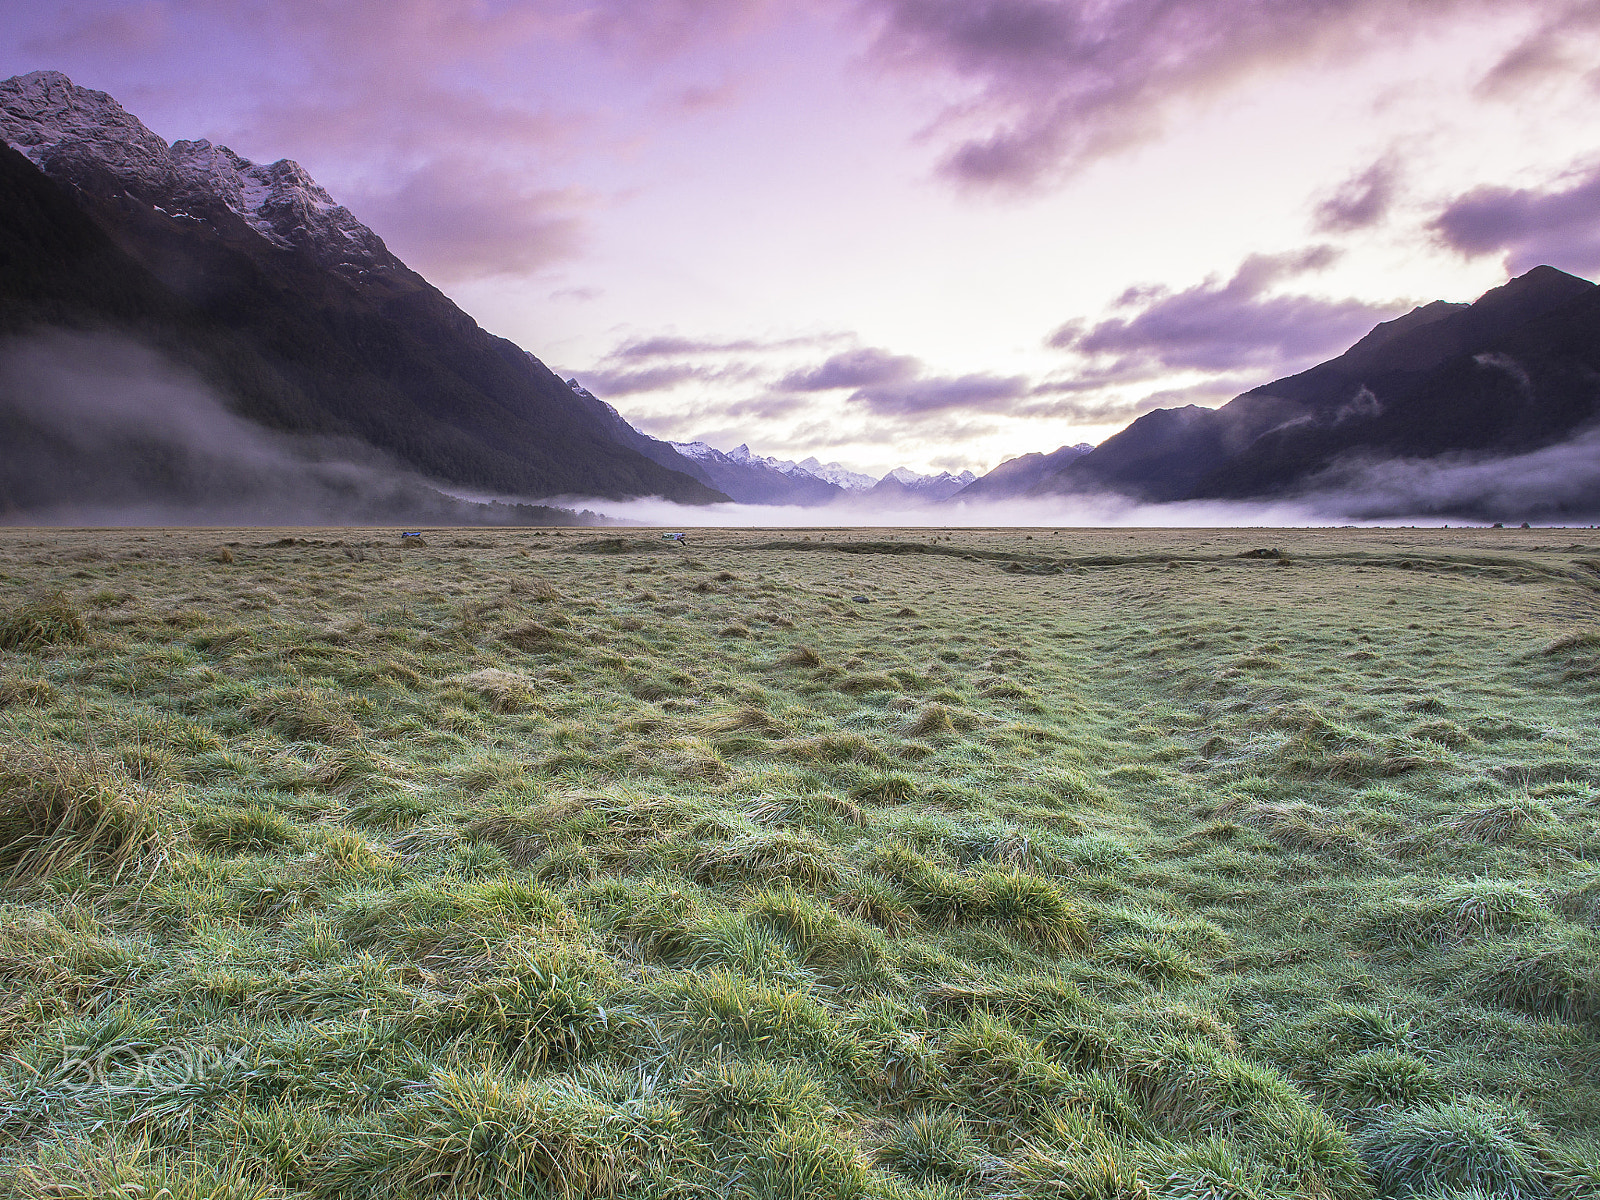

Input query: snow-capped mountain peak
[796,457,876,491]
[0,70,391,270]
[0,70,173,193]
[667,440,723,462]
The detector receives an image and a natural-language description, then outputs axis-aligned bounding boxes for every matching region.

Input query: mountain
[659,440,845,505]
[0,70,724,516]
[1035,266,1600,511]
[870,467,977,503]
[952,443,1093,501]
[796,457,877,492]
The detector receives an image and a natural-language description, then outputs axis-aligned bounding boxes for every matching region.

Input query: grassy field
[2,524,1599,1199]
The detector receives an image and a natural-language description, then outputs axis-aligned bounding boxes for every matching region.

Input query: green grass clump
[876,1110,992,1185]
[191,804,302,854]
[245,687,361,743]
[328,1069,675,1199]
[415,955,612,1067]
[658,969,843,1062]
[1324,1049,1442,1110]
[677,1058,828,1136]
[1357,1096,1553,1198]
[0,743,158,881]
[689,830,842,889]
[9,1135,274,1200]
[0,591,88,651]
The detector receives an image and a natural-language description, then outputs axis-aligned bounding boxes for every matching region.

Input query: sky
[4,1,1600,478]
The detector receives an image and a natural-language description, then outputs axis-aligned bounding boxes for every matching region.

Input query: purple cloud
[779,346,922,391]
[577,364,710,396]
[349,162,590,281]
[1432,163,1600,275]
[612,333,836,359]
[1475,3,1600,97]
[8,1,783,282]
[848,371,1030,416]
[1020,376,1255,424]
[1050,246,1399,373]
[1313,156,1401,233]
[857,0,1529,189]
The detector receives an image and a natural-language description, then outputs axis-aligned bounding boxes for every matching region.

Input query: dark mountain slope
[1038,266,1600,504]
[0,72,722,507]
[953,443,1092,501]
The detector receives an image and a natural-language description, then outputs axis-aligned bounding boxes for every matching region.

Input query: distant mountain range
[647,438,974,505]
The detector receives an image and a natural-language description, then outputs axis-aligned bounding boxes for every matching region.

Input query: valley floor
[2,525,1599,1198]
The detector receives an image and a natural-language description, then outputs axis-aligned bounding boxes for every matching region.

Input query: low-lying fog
[5,330,1599,529]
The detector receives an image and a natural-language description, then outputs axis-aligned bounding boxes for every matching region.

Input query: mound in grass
[677,1058,828,1136]
[0,744,158,881]
[328,1069,678,1199]
[876,1110,992,1185]
[9,1135,272,1200]
[454,668,540,713]
[245,687,361,743]
[0,591,89,651]
[1357,1096,1553,1198]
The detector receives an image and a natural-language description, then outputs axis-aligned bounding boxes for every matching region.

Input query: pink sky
[5,1,1600,475]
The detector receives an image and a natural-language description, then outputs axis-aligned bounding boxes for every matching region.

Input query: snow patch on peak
[565,378,606,407]
[797,457,876,491]
[668,440,722,461]
[0,71,391,268]
[885,466,922,484]
[168,137,387,263]
[0,70,173,192]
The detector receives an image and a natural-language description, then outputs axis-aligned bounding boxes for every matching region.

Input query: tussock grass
[689,830,842,889]
[1358,1097,1554,1199]
[329,1069,668,1199]
[454,668,539,713]
[0,591,89,651]
[1444,797,1548,844]
[851,772,919,804]
[876,1110,993,1185]
[905,703,958,737]
[0,674,57,708]
[659,968,841,1060]
[191,804,302,854]
[678,1058,828,1135]
[245,688,361,743]
[780,733,890,767]
[705,705,786,736]
[414,954,612,1066]
[748,791,865,828]
[0,742,158,881]
[502,620,566,652]
[9,1135,277,1200]
[1360,879,1554,949]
